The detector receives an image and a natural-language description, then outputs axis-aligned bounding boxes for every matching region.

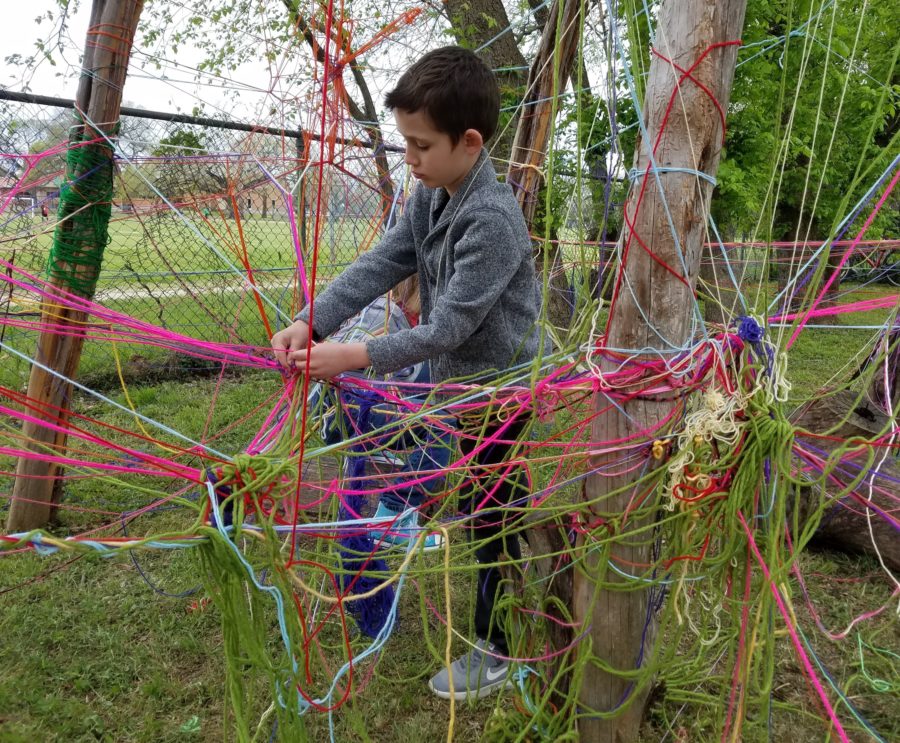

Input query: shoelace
[468,645,499,670]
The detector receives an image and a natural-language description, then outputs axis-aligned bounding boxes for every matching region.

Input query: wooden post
[506,0,583,228]
[869,322,899,415]
[574,1,747,740]
[502,0,584,692]
[6,0,145,532]
[507,0,584,333]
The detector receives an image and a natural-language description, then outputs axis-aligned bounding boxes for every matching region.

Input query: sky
[1,2,291,122]
[2,4,89,97]
[1,1,576,155]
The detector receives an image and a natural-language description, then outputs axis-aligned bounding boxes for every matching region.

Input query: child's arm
[288,341,371,378]
[294,206,418,342]
[271,320,372,377]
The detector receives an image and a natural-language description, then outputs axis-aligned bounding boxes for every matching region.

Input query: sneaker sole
[427,675,512,701]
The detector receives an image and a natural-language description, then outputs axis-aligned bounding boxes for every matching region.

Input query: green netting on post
[46,118,117,298]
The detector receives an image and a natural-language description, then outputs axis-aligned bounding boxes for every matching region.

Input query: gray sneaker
[428,640,511,700]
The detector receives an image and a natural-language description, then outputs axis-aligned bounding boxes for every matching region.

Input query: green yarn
[197,527,309,743]
[46,115,117,298]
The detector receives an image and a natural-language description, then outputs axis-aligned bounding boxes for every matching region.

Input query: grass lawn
[0,230,898,740]
[2,480,896,741]
[0,213,376,390]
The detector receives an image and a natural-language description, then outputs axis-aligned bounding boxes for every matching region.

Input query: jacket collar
[428,148,496,230]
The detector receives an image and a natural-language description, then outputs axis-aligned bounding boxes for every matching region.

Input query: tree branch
[281,0,395,221]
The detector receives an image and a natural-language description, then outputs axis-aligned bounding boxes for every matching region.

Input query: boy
[271,46,540,700]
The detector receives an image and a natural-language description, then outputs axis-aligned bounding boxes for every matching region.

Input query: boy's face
[394,109,481,196]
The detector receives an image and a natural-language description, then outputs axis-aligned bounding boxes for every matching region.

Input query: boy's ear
[462,128,484,153]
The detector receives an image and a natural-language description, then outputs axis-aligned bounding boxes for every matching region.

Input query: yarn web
[1,1,898,741]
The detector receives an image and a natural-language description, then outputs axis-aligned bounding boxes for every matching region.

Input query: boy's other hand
[271,320,310,368]
[289,342,370,379]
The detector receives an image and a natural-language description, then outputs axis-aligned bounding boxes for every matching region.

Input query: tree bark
[499,0,585,696]
[508,0,584,228]
[792,389,899,572]
[7,0,145,532]
[444,0,528,164]
[575,2,747,740]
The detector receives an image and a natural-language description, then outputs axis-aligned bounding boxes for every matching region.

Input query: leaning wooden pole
[504,0,585,696]
[574,1,747,740]
[7,0,145,532]
[506,0,583,227]
[507,0,585,333]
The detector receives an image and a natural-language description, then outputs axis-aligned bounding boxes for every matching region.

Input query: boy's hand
[271,320,310,368]
[290,342,370,379]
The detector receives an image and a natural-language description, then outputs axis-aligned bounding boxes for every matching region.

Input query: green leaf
[179,716,201,734]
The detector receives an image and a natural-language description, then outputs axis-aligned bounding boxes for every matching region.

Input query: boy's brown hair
[384,46,500,145]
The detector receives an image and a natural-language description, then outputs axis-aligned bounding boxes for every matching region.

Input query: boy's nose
[404,150,417,166]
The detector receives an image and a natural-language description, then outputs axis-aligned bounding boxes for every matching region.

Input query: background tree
[710,0,899,307]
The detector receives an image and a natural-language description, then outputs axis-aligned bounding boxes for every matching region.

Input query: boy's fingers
[271,328,311,369]
[271,336,291,367]
[287,349,308,370]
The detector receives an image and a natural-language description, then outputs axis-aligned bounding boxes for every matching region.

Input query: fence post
[7,0,145,532]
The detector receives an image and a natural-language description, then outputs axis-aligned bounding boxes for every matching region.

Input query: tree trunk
[508,0,583,226]
[500,0,585,695]
[575,2,747,740]
[868,323,900,415]
[7,0,145,532]
[792,389,900,572]
[444,0,527,165]
[283,2,396,230]
[795,323,900,572]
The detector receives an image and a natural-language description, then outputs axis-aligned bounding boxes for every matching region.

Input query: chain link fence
[1,94,401,389]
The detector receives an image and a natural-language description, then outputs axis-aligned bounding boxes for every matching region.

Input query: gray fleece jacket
[296,149,540,383]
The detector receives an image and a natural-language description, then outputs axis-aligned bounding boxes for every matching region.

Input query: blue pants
[315,384,528,651]
[314,385,455,512]
[459,418,528,653]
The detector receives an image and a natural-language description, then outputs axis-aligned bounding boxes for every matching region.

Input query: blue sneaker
[371,502,444,551]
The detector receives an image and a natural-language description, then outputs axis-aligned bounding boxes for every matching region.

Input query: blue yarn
[626,166,718,187]
[736,315,777,376]
[707,213,750,316]
[205,467,234,527]
[768,153,900,314]
[737,315,765,343]
[603,0,708,347]
[121,509,201,599]
[474,0,552,55]
[796,624,888,743]
[84,115,291,326]
[0,338,230,460]
[336,390,396,639]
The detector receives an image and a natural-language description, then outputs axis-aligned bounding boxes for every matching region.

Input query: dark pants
[459,418,528,654]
